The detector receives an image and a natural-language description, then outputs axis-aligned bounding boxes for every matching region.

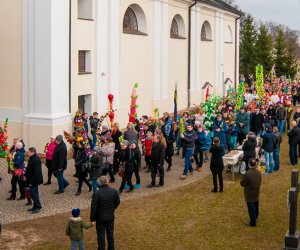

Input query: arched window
[201,21,212,41]
[123,4,147,35]
[225,25,233,43]
[170,14,186,39]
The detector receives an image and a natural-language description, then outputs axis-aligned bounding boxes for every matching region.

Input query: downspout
[188,0,198,108]
[234,14,242,90]
[68,0,72,113]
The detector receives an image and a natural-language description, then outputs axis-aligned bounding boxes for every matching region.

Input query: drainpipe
[188,0,198,108]
[68,0,72,113]
[234,14,242,90]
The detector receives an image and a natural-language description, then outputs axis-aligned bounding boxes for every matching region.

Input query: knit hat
[102,125,109,130]
[72,208,80,218]
[130,140,138,146]
[122,140,130,147]
[55,135,63,143]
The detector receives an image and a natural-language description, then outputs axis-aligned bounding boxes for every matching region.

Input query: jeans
[56,171,69,192]
[273,148,280,171]
[183,148,193,175]
[92,132,97,150]
[228,135,237,151]
[91,178,99,193]
[30,186,42,210]
[71,239,84,250]
[96,220,115,250]
[247,201,259,226]
[277,120,285,134]
[264,151,274,173]
[289,145,298,165]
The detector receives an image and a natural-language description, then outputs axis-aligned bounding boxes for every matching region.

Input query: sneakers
[31,208,42,214]
[124,184,130,190]
[180,174,187,179]
[135,184,141,189]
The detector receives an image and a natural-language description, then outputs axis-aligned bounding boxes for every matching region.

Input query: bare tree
[222,0,239,9]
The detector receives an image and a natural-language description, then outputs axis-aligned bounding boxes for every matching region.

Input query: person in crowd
[99,125,111,145]
[44,136,57,185]
[82,112,89,134]
[273,126,282,171]
[160,118,175,171]
[270,91,280,105]
[119,140,135,193]
[90,176,120,250]
[7,141,25,200]
[262,126,276,174]
[209,137,224,193]
[24,147,43,214]
[180,124,196,179]
[240,158,262,227]
[147,134,165,188]
[66,208,93,250]
[194,125,211,172]
[227,122,238,151]
[288,121,300,166]
[52,135,69,194]
[267,104,276,127]
[276,102,287,134]
[213,114,228,155]
[235,107,250,146]
[111,123,122,174]
[129,140,141,189]
[90,112,100,150]
[88,151,102,194]
[293,108,300,122]
[244,89,252,106]
[250,108,264,136]
[124,122,138,143]
[242,132,257,171]
[100,137,116,183]
[144,131,153,172]
[74,141,92,196]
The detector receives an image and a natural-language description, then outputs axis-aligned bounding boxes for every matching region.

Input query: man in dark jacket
[235,107,250,145]
[240,158,262,227]
[147,134,166,188]
[90,112,100,149]
[288,121,300,165]
[209,137,224,192]
[262,126,276,174]
[52,135,69,194]
[25,147,43,214]
[250,108,264,136]
[276,102,287,133]
[90,176,120,250]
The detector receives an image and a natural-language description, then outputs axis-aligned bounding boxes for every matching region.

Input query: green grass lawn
[2,138,299,250]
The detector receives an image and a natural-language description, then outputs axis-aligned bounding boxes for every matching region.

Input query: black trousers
[45,159,53,183]
[151,165,164,186]
[11,176,25,199]
[113,152,120,174]
[247,201,259,226]
[212,170,223,191]
[194,148,203,167]
[102,164,115,182]
[119,171,134,192]
[133,165,140,185]
[237,132,246,146]
[96,220,115,250]
[77,173,91,193]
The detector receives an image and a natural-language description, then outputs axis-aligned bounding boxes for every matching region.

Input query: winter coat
[13,148,25,169]
[25,154,43,187]
[267,108,276,121]
[235,112,250,135]
[66,217,92,241]
[144,139,153,156]
[242,134,257,162]
[250,113,264,134]
[293,112,300,121]
[89,154,103,178]
[212,119,228,145]
[119,147,133,172]
[180,130,196,149]
[74,147,87,175]
[195,131,211,151]
[151,141,165,167]
[131,147,141,170]
[240,168,261,203]
[276,107,287,120]
[228,124,238,136]
[90,184,120,223]
[209,144,224,173]
[111,130,122,151]
[46,142,57,160]
[262,130,276,153]
[90,117,100,134]
[124,129,138,143]
[101,142,115,165]
[51,142,68,171]
[288,126,300,146]
[273,131,282,149]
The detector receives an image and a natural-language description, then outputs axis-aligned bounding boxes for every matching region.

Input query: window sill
[201,38,213,42]
[77,17,94,21]
[123,29,148,36]
[78,72,92,75]
[225,41,233,44]
[170,35,186,40]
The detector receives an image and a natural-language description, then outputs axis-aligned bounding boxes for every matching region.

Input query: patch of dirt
[0,228,40,250]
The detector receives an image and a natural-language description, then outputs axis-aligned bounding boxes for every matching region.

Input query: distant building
[0,0,242,152]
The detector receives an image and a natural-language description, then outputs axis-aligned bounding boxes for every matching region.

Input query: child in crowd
[209,137,224,193]
[66,208,93,250]
[227,122,238,151]
[144,131,153,172]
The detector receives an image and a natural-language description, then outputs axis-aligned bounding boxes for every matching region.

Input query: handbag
[14,168,23,177]
[118,163,125,178]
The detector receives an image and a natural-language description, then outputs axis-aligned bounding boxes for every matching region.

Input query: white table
[223,150,244,180]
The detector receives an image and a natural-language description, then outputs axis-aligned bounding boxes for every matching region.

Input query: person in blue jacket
[194,125,211,172]
[213,114,228,156]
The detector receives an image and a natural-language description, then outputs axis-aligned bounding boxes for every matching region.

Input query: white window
[170,14,186,39]
[78,50,91,74]
[201,21,212,41]
[78,0,93,20]
[225,25,233,43]
[123,4,147,35]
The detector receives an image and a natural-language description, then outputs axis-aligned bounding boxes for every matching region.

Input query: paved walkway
[0,155,210,225]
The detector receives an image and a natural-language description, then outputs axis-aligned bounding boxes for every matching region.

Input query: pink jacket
[46,142,57,160]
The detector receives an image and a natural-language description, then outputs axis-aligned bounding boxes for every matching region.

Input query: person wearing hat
[276,102,287,133]
[118,140,135,193]
[100,125,111,145]
[66,207,93,250]
[52,135,69,194]
[235,107,250,146]
[240,158,262,227]
[43,136,57,185]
